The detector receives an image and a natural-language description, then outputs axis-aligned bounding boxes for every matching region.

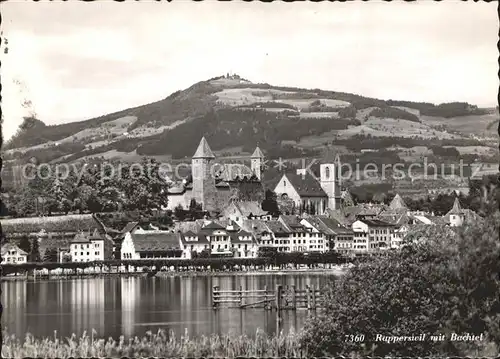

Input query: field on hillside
[420,113,498,139]
[299,112,339,119]
[4,116,138,155]
[215,88,351,110]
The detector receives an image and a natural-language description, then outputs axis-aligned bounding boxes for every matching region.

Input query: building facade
[1,243,28,264]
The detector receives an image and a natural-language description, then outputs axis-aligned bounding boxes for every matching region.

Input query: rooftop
[283,172,327,198]
[193,137,216,159]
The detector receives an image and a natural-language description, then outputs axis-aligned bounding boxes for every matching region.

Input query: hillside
[3,74,497,167]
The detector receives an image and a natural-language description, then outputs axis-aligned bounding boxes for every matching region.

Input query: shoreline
[1,266,348,281]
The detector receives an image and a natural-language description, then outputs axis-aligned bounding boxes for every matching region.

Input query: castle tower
[448,197,465,227]
[251,146,265,180]
[320,159,341,210]
[192,137,216,211]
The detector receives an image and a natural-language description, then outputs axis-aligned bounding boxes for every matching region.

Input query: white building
[1,243,28,264]
[221,201,269,227]
[230,230,259,258]
[352,218,394,253]
[120,232,183,260]
[70,232,113,262]
[70,233,113,262]
[302,216,354,254]
[180,231,210,259]
[273,159,342,214]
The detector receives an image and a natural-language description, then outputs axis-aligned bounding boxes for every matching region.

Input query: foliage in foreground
[300,213,500,356]
[1,328,304,359]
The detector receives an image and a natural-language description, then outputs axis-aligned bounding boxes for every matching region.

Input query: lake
[1,273,334,340]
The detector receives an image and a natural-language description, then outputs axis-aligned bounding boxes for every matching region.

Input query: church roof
[193,137,216,159]
[447,197,464,215]
[251,147,265,158]
[283,173,327,198]
[389,194,408,210]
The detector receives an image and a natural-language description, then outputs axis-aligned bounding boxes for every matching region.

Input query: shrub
[300,214,500,356]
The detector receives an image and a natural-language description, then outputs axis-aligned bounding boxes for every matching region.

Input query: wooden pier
[212,284,323,311]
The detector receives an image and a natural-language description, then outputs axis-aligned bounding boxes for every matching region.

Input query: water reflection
[1,274,333,340]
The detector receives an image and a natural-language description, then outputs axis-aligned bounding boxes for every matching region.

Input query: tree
[18,235,31,254]
[300,214,500,356]
[174,204,186,221]
[261,189,280,216]
[28,239,41,263]
[43,248,58,263]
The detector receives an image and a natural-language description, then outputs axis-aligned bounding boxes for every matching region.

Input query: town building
[221,201,269,227]
[165,137,265,213]
[273,161,342,214]
[70,231,113,262]
[302,216,354,254]
[0,214,115,260]
[1,243,28,264]
[352,218,394,252]
[120,232,183,260]
[230,230,258,258]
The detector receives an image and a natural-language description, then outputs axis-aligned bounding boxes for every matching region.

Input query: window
[283,180,286,186]
[95,251,99,256]
[87,252,89,256]
[74,252,77,257]
[81,252,84,256]
[325,167,330,179]
[81,245,84,249]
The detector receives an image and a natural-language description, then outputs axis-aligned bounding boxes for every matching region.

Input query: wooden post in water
[239,285,243,308]
[264,285,269,310]
[275,284,282,312]
[213,285,219,309]
[311,286,317,310]
[291,285,297,310]
[306,285,311,310]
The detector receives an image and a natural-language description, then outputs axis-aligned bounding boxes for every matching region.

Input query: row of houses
[1,192,478,264]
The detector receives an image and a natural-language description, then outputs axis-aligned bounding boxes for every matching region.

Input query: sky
[1,1,498,141]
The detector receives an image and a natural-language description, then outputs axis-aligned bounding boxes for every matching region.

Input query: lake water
[1,273,334,340]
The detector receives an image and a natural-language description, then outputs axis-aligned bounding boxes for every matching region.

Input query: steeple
[250,146,264,181]
[448,197,463,215]
[193,137,215,159]
[389,193,408,211]
[251,146,264,159]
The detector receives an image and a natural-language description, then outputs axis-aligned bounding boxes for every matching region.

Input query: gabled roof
[232,201,268,217]
[71,230,105,243]
[282,173,327,198]
[265,220,291,234]
[1,243,28,256]
[131,232,182,252]
[229,230,256,244]
[280,215,304,229]
[358,219,395,227]
[251,147,265,159]
[202,221,225,230]
[192,137,216,159]
[314,216,354,235]
[121,221,140,234]
[239,219,272,235]
[389,194,408,210]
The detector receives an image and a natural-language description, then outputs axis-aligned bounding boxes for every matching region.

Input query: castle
[166,137,265,212]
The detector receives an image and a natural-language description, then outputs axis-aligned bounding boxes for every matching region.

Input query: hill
[3,74,496,167]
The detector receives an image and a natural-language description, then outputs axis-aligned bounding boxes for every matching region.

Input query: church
[166,137,265,213]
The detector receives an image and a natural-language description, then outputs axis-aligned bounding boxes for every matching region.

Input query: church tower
[319,155,342,210]
[251,146,264,180]
[192,137,216,211]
